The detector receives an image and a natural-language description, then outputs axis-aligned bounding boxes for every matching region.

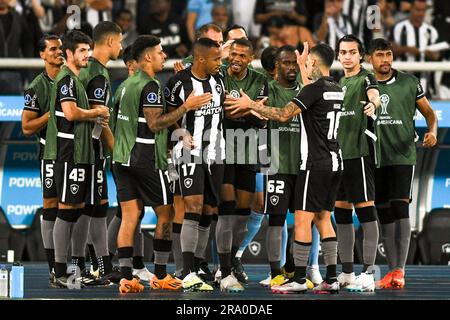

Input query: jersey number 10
[326,111,342,140]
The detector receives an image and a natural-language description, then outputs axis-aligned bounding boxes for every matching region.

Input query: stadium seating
[417,208,450,264]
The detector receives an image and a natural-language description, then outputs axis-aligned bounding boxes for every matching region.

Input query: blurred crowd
[1,0,449,98]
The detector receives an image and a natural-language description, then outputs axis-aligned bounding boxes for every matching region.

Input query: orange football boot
[376,271,394,289]
[150,274,183,291]
[119,278,145,293]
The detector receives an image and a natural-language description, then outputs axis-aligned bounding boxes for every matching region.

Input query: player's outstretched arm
[364,88,381,118]
[144,89,212,133]
[225,89,300,123]
[416,96,438,148]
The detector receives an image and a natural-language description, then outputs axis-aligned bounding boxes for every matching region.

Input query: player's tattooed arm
[145,89,212,133]
[250,100,301,123]
[225,89,300,122]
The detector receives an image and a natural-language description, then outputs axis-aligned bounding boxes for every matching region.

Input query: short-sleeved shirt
[23,72,54,159]
[375,69,425,167]
[165,68,226,162]
[291,76,343,172]
[55,74,78,162]
[127,81,164,168]
[338,68,379,160]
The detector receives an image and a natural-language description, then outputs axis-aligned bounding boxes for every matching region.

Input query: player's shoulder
[28,72,51,90]
[395,69,418,83]
[248,67,266,81]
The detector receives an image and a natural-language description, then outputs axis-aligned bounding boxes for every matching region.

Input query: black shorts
[336,156,375,203]
[264,174,296,215]
[85,158,109,205]
[295,170,342,212]
[375,165,415,204]
[177,162,224,207]
[54,161,90,205]
[222,164,256,193]
[40,159,57,199]
[113,162,173,207]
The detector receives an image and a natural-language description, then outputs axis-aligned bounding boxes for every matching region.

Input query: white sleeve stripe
[88,99,106,103]
[293,98,307,109]
[60,97,76,102]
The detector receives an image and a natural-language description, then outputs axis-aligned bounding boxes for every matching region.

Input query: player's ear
[144,50,152,63]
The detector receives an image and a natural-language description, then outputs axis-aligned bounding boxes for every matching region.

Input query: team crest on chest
[230,89,240,98]
[215,84,223,95]
[98,186,103,196]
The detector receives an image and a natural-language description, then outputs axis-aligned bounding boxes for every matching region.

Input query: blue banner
[431,149,450,210]
[0,143,41,227]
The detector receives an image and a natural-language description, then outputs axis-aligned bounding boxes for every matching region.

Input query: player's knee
[390,200,410,220]
[184,201,203,214]
[334,207,354,224]
[219,200,236,216]
[43,197,58,209]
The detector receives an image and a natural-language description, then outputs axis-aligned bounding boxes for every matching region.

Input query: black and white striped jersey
[390,19,439,62]
[165,69,226,162]
[314,13,353,53]
[343,0,368,41]
[389,19,439,92]
[291,76,343,172]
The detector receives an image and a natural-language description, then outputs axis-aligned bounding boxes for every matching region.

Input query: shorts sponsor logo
[248,241,261,256]
[184,178,193,189]
[70,184,79,195]
[45,178,53,189]
[98,186,102,196]
[270,195,279,206]
[94,88,105,99]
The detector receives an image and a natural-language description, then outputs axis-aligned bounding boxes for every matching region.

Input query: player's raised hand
[296,42,309,68]
[423,132,437,148]
[174,61,185,73]
[184,89,212,111]
[361,101,376,119]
